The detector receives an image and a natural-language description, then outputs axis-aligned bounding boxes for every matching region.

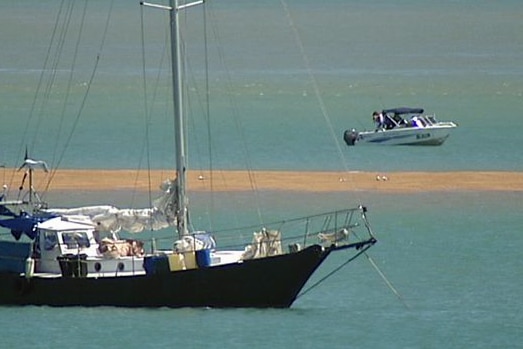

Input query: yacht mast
[142,0,203,238]
[170,0,188,237]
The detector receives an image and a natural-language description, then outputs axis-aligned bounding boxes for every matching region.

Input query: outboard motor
[343,129,359,146]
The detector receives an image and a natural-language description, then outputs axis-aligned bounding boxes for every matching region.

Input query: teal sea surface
[1,1,522,348]
[1,0,522,172]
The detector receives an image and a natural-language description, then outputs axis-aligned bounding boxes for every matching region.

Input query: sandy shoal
[19,169,523,193]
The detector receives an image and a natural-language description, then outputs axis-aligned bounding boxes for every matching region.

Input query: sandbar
[7,169,523,193]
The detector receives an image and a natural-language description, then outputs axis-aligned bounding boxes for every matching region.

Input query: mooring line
[365,252,410,309]
[296,244,372,300]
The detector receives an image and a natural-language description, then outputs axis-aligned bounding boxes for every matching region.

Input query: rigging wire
[138,5,176,230]
[174,4,216,231]
[9,0,69,194]
[202,2,216,231]
[201,2,266,227]
[296,243,409,309]
[28,0,73,156]
[279,0,354,179]
[44,0,115,195]
[180,6,206,229]
[139,4,154,209]
[280,0,407,308]
[50,0,82,170]
[296,244,373,299]
[39,0,91,196]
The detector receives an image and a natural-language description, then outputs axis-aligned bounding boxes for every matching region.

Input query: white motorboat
[344,107,457,146]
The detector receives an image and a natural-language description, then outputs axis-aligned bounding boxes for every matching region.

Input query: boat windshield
[62,231,90,249]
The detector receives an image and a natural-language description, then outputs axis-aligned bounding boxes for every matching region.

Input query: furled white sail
[44,179,178,233]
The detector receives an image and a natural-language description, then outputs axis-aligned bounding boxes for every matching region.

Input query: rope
[365,252,410,309]
[279,1,357,177]
[296,243,373,299]
[354,229,410,309]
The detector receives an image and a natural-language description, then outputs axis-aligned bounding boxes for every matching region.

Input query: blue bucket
[195,249,211,268]
[143,255,169,274]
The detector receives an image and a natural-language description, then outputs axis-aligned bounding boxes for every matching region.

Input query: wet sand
[17,169,523,193]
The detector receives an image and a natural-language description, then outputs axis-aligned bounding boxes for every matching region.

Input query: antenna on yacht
[16,148,49,205]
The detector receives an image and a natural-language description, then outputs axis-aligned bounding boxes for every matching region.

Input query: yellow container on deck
[168,253,186,271]
[182,251,197,270]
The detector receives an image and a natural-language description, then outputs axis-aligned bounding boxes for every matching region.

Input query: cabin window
[94,231,120,243]
[62,232,90,249]
[44,231,58,251]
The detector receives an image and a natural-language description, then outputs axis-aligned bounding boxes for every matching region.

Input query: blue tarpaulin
[0,213,55,240]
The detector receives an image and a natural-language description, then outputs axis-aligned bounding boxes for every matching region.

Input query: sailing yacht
[0,0,377,308]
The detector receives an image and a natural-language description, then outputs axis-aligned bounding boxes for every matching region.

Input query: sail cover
[44,179,178,233]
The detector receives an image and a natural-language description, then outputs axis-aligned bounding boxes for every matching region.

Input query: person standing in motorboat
[410,116,426,128]
[372,111,385,131]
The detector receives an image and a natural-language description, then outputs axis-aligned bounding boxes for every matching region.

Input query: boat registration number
[416,133,431,139]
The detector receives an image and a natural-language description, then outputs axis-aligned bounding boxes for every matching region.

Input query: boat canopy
[382,107,424,115]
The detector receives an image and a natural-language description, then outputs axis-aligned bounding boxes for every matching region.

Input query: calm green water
[1,0,522,172]
[1,1,522,348]
[0,191,521,348]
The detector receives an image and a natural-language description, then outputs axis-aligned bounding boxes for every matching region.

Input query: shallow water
[1,191,522,348]
[1,0,522,172]
[1,1,522,347]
